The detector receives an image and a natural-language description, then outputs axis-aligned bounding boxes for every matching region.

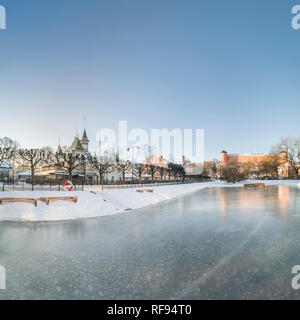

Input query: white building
[0,162,13,179]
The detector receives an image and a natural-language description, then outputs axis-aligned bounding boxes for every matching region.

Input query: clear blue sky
[0,0,299,160]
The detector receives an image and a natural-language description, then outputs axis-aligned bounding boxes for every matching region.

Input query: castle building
[220,150,291,178]
[64,129,90,157]
[35,128,97,182]
[81,129,89,152]
[220,151,280,166]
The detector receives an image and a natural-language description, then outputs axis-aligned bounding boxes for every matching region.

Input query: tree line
[0,137,186,185]
[220,159,280,183]
[3,134,300,185]
[219,136,300,183]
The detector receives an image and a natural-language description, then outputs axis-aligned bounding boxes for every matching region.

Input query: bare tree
[115,160,131,183]
[180,165,186,181]
[167,163,174,181]
[270,156,281,177]
[272,138,300,178]
[258,158,280,178]
[18,148,50,189]
[157,166,167,181]
[0,137,19,163]
[133,163,146,182]
[203,161,217,178]
[88,156,113,184]
[240,163,254,180]
[174,164,185,181]
[222,161,245,183]
[146,164,158,181]
[52,151,85,182]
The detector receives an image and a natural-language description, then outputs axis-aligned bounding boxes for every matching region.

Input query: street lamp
[127,146,141,181]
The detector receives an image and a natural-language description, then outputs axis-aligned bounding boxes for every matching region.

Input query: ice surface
[0,185,300,299]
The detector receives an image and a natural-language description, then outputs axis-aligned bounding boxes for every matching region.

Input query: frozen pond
[1,185,300,299]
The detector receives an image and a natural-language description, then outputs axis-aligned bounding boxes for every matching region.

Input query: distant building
[17,171,40,182]
[220,150,290,178]
[0,162,13,179]
[144,156,168,180]
[36,128,97,182]
[145,155,168,169]
[67,128,91,157]
[182,156,204,178]
[220,151,280,166]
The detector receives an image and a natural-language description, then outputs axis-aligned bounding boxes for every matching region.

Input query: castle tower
[56,145,64,157]
[56,138,64,162]
[220,151,228,165]
[279,151,288,163]
[81,129,89,152]
[70,136,85,155]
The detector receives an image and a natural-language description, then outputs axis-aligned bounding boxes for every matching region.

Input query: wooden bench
[0,198,37,207]
[244,183,265,190]
[45,196,78,204]
[244,184,256,189]
[136,189,153,193]
[38,197,49,205]
[0,197,78,207]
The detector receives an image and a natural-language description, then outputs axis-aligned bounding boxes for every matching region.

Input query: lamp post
[127,146,141,182]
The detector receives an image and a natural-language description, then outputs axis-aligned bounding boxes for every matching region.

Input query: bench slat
[0,198,37,207]
[0,197,78,207]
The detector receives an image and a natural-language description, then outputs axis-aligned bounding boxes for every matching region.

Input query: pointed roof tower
[56,145,64,157]
[82,129,89,142]
[70,136,84,151]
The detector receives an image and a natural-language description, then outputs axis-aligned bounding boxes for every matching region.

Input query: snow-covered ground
[0,180,299,222]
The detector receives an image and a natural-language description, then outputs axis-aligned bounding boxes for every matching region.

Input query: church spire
[82,128,88,141]
[82,117,89,141]
[81,118,89,152]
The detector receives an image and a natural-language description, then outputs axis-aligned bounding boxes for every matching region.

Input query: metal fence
[0,179,197,192]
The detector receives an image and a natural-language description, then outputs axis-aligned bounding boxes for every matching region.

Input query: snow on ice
[0,180,299,222]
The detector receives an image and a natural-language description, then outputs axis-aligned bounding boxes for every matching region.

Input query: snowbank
[0,180,299,222]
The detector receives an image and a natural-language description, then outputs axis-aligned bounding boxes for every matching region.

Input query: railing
[0,179,196,192]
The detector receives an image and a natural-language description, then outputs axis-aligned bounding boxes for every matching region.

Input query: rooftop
[0,162,12,169]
